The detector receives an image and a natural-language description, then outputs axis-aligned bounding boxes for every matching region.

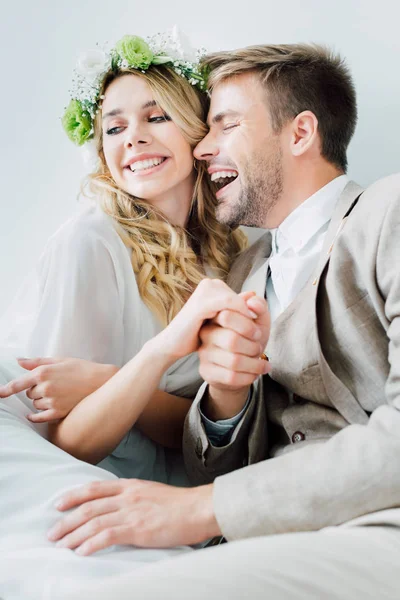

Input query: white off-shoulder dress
[0,204,206,598]
[0,203,204,485]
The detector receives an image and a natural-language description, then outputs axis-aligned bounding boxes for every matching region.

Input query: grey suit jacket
[183,174,400,540]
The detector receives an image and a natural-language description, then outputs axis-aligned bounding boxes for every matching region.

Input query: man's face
[194,73,284,229]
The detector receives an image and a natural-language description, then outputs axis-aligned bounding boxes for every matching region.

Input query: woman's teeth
[129,157,166,172]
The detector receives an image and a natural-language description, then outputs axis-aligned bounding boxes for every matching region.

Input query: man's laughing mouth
[209,169,239,196]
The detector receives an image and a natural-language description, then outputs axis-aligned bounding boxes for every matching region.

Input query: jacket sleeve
[183,378,268,485]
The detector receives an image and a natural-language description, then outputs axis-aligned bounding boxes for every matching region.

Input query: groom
[42,44,400,598]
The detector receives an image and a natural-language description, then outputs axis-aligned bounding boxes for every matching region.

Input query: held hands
[154,278,268,363]
[198,291,271,420]
[0,357,118,423]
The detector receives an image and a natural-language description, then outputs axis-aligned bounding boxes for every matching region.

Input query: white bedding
[0,361,191,600]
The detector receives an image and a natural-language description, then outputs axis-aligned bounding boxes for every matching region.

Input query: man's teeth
[129,157,166,172]
[210,170,238,182]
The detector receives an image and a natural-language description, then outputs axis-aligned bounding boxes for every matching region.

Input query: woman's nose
[124,125,153,149]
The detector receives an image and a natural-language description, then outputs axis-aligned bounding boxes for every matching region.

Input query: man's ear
[289,111,319,157]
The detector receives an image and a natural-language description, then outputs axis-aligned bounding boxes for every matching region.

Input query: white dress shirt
[203,175,349,444]
[266,174,349,321]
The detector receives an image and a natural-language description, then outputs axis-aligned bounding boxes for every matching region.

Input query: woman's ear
[289,110,319,157]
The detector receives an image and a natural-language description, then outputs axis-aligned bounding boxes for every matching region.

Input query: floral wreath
[62,27,208,148]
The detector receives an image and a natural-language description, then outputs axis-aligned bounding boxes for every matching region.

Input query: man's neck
[265,163,344,229]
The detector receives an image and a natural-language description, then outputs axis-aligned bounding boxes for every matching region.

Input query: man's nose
[194,132,219,161]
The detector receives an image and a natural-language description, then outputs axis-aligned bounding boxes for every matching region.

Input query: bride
[0,29,246,485]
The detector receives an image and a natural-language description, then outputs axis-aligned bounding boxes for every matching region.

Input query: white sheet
[0,361,192,600]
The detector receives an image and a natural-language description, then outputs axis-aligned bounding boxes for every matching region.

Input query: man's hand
[47,480,220,555]
[198,295,271,420]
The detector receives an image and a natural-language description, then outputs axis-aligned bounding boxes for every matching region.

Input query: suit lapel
[311,181,369,424]
[312,181,364,286]
[227,231,271,294]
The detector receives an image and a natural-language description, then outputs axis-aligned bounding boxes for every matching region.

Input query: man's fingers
[55,480,124,512]
[200,346,270,376]
[239,290,256,301]
[48,497,118,543]
[75,525,133,556]
[17,357,60,370]
[55,512,120,551]
[200,324,262,357]
[246,296,270,327]
[199,362,261,389]
[0,374,38,398]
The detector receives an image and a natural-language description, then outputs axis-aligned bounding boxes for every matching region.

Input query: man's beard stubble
[218,143,283,229]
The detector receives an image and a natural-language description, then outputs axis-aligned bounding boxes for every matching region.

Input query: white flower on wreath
[80,139,101,172]
[76,49,110,84]
[154,26,198,64]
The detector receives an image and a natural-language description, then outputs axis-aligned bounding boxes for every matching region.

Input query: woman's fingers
[17,357,60,370]
[0,373,38,398]
[191,280,258,321]
[27,409,60,423]
[26,384,45,400]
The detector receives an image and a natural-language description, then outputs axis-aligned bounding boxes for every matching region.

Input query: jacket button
[292,431,305,443]
[195,438,203,458]
[293,394,306,405]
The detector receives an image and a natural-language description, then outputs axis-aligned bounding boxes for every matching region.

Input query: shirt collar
[271,174,349,255]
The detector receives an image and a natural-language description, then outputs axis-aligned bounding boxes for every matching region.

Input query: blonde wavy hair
[83,65,247,326]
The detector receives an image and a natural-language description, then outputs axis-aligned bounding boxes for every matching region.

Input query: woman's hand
[153,279,260,363]
[0,357,118,423]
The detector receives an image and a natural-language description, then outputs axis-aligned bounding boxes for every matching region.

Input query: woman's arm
[49,341,179,463]
[0,357,193,449]
[50,280,264,464]
[135,389,192,449]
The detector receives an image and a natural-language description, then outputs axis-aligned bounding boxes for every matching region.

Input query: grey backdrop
[1,0,399,313]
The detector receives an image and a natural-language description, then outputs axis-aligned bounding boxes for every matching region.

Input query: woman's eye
[148,114,171,123]
[105,126,124,136]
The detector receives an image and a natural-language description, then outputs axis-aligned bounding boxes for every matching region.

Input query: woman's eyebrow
[141,100,157,110]
[102,108,123,120]
[102,100,157,121]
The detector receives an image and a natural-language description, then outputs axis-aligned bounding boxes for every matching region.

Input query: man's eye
[105,126,124,135]
[223,123,238,132]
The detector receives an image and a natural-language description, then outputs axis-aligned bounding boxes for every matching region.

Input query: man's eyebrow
[102,100,158,120]
[208,110,240,126]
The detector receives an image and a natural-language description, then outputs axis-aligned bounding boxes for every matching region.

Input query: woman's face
[101,74,195,224]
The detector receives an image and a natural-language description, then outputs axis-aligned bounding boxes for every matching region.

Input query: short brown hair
[202,44,357,171]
